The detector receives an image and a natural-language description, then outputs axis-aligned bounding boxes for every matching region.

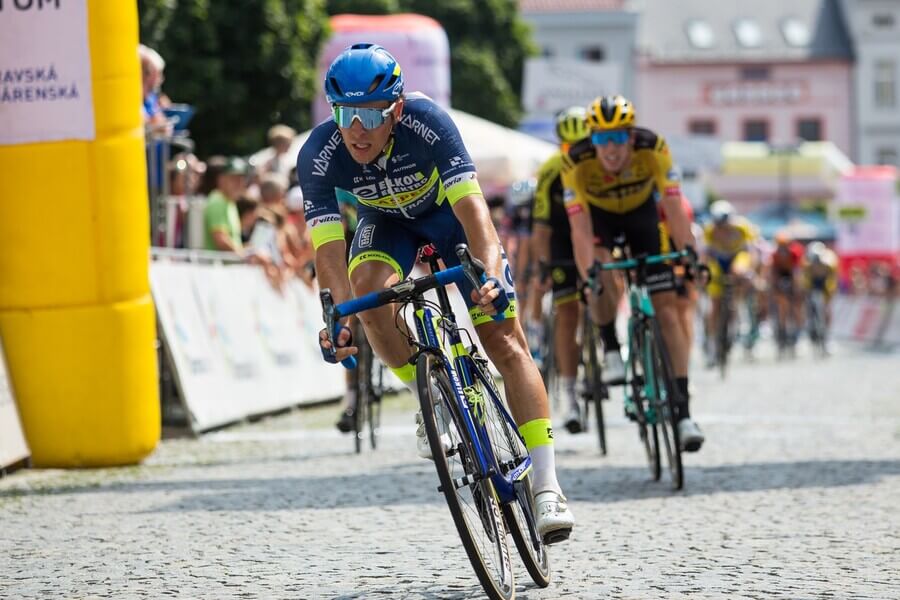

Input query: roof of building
[519,0,624,12]
[634,0,853,63]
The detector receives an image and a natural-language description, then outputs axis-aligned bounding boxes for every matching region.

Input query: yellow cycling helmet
[555,106,590,143]
[587,95,636,130]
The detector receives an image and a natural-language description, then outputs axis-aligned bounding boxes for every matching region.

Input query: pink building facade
[637,60,854,157]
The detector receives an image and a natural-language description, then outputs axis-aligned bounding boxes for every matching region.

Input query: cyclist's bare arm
[566,206,595,283]
[315,238,356,359]
[659,193,695,250]
[452,194,505,313]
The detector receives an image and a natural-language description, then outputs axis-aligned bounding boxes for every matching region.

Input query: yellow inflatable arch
[0,1,159,466]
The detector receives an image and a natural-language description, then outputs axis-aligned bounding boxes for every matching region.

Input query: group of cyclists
[296,43,839,549]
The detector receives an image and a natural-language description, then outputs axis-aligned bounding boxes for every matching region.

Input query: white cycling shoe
[602,349,626,385]
[534,490,575,545]
[678,417,705,452]
[415,408,452,460]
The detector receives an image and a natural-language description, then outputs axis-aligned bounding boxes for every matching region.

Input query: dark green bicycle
[587,249,689,490]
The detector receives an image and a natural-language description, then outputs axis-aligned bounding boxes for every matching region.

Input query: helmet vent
[384,72,400,90]
[329,77,344,98]
[367,74,385,94]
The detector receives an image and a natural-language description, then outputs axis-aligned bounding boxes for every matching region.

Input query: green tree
[326,0,535,127]
[138,0,330,156]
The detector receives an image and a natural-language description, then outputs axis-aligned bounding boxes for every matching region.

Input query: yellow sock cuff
[518,418,554,450]
[390,362,416,383]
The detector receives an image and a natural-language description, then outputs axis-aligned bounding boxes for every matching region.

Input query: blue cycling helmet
[324,43,404,105]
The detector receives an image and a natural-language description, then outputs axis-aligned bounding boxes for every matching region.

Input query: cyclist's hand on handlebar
[471,277,504,316]
[319,325,357,363]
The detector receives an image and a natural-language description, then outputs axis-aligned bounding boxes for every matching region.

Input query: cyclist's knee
[349,259,402,297]
[479,321,529,372]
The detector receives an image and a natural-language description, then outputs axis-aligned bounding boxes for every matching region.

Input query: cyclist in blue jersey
[298,43,574,542]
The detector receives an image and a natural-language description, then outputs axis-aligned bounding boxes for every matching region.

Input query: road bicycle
[349,321,384,453]
[537,260,608,454]
[806,287,828,357]
[321,244,551,600]
[587,249,689,490]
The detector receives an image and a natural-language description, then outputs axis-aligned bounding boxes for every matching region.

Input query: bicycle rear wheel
[649,322,684,491]
[582,317,607,455]
[471,358,551,588]
[417,353,515,600]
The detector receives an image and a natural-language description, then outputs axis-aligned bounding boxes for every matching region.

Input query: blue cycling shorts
[347,201,517,325]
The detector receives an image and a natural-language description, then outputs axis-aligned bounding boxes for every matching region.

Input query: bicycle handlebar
[586,249,692,293]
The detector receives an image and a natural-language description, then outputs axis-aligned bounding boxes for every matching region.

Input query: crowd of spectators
[142,45,314,293]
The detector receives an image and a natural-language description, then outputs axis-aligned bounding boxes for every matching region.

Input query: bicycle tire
[417,353,515,600]
[353,334,372,454]
[629,322,660,480]
[649,321,684,491]
[471,359,551,588]
[539,305,556,404]
[582,317,607,455]
[716,284,732,380]
[368,358,382,450]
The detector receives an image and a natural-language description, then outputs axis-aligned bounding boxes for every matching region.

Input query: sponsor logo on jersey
[358,224,376,248]
[311,129,343,177]
[449,155,465,167]
[444,171,477,189]
[400,113,441,145]
[351,172,428,199]
[308,214,341,228]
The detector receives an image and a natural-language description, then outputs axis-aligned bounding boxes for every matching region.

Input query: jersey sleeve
[650,134,681,199]
[533,154,560,224]
[422,104,483,205]
[297,126,345,250]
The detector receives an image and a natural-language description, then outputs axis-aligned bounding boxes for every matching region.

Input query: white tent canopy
[250,108,555,193]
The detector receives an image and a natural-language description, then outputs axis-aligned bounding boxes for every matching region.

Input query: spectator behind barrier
[261,124,297,178]
[139,44,172,136]
[203,157,248,253]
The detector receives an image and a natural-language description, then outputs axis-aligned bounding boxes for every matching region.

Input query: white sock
[529,444,562,496]
[344,389,357,411]
[560,376,578,411]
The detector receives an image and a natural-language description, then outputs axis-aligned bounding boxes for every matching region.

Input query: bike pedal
[542,528,571,545]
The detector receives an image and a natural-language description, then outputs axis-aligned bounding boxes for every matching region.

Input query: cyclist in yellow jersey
[561,95,704,452]
[702,200,758,362]
[527,106,591,433]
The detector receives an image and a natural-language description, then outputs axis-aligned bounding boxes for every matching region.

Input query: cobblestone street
[2,344,899,599]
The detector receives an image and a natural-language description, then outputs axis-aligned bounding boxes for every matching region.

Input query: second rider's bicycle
[321,244,551,600]
[587,249,690,490]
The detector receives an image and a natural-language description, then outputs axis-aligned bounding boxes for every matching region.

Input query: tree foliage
[138,0,330,156]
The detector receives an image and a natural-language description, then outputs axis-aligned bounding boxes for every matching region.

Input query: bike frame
[331,264,533,506]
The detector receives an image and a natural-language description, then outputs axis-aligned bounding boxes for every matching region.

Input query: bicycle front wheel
[629,321,660,480]
[649,322,684,491]
[417,353,515,600]
[471,359,551,588]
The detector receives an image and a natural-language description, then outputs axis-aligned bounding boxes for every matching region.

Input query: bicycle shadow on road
[559,458,900,502]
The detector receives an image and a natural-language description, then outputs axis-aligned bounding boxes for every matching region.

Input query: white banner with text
[0,0,95,145]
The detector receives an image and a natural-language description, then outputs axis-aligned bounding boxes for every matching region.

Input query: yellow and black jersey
[532,151,570,233]
[560,127,680,215]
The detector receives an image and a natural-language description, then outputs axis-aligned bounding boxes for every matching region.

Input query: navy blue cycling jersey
[297,93,483,250]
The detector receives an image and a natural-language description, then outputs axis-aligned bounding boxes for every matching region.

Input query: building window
[781,17,810,47]
[740,66,770,81]
[873,14,894,28]
[689,119,716,136]
[797,118,822,141]
[685,20,715,49]
[874,59,897,107]
[580,45,605,62]
[877,147,898,166]
[541,46,555,58]
[743,119,769,142]
[733,18,763,47]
